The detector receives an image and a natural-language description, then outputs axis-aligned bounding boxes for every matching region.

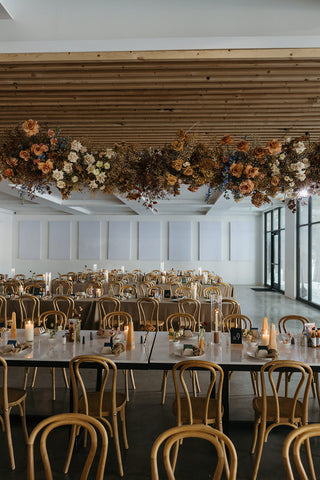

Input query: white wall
[5,213,263,285]
[0,211,12,274]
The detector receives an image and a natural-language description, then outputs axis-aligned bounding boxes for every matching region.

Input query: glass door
[271,231,279,290]
[264,207,285,293]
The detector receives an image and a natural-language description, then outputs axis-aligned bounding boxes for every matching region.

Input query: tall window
[264,207,285,292]
[297,196,320,306]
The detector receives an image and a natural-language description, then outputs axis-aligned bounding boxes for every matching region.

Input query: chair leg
[161,371,169,405]
[31,367,38,388]
[51,367,56,401]
[250,372,259,396]
[251,420,266,480]
[62,368,69,389]
[250,415,260,455]
[313,372,320,407]
[123,370,129,402]
[4,410,15,470]
[112,414,124,477]
[23,367,30,390]
[129,370,136,389]
[18,401,28,442]
[120,407,129,450]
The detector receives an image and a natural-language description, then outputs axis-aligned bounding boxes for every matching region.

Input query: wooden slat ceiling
[1,49,320,148]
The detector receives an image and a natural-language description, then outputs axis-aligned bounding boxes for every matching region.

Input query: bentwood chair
[222,298,241,317]
[168,281,182,296]
[147,285,164,297]
[177,298,201,330]
[137,297,163,331]
[0,356,28,470]
[4,281,21,295]
[27,413,108,480]
[203,286,222,297]
[29,310,69,400]
[175,286,192,298]
[18,295,40,327]
[55,280,73,295]
[119,284,137,297]
[216,282,230,296]
[53,295,75,320]
[14,274,26,281]
[108,281,123,296]
[24,282,45,294]
[251,360,313,480]
[0,294,7,327]
[151,424,238,480]
[97,296,121,328]
[69,355,128,477]
[282,423,320,480]
[222,314,252,332]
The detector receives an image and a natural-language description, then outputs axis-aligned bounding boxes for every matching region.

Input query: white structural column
[285,205,296,299]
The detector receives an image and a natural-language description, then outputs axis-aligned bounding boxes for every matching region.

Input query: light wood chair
[119,284,137,297]
[14,274,26,281]
[18,294,40,327]
[24,282,45,294]
[108,281,123,296]
[203,286,222,297]
[4,281,21,295]
[165,312,195,332]
[137,297,163,331]
[86,281,103,295]
[122,273,137,284]
[168,281,182,296]
[55,280,73,295]
[53,295,75,320]
[222,298,241,317]
[147,285,164,297]
[145,272,159,282]
[67,271,78,281]
[175,286,192,298]
[251,360,313,480]
[97,297,121,328]
[222,314,252,332]
[177,298,201,330]
[216,282,230,297]
[69,355,128,477]
[27,412,108,480]
[29,310,69,400]
[0,356,28,470]
[0,294,7,327]
[282,423,320,480]
[138,281,153,296]
[151,424,237,480]
[278,314,308,333]
[102,311,131,329]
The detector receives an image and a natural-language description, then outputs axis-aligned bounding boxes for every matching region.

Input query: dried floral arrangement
[1,119,319,211]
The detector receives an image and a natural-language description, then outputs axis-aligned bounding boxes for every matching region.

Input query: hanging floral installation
[0,119,319,211]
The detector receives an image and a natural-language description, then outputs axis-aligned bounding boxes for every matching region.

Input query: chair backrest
[177,298,201,329]
[166,312,196,332]
[69,355,119,418]
[55,280,72,295]
[4,281,21,294]
[151,424,237,480]
[27,412,108,480]
[103,311,132,329]
[0,295,7,327]
[14,274,26,281]
[25,282,45,294]
[222,314,252,332]
[259,360,313,426]
[137,297,160,330]
[145,273,159,282]
[138,281,153,296]
[203,286,222,298]
[278,315,308,334]
[53,295,75,320]
[108,282,123,296]
[119,284,137,297]
[216,282,230,297]
[168,282,182,296]
[97,297,121,327]
[175,286,192,298]
[221,298,241,317]
[172,360,224,426]
[147,285,164,297]
[122,273,137,284]
[282,423,320,480]
[19,295,40,326]
[86,281,103,294]
[39,310,67,330]
[67,272,78,281]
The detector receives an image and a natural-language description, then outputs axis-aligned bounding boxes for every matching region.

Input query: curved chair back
[145,272,159,282]
[151,424,237,480]
[103,311,132,329]
[27,413,108,480]
[221,298,241,317]
[138,281,152,296]
[168,282,182,296]
[137,297,160,330]
[0,295,7,327]
[108,281,123,296]
[39,310,67,330]
[175,286,192,298]
[119,284,137,297]
[97,297,121,327]
[278,315,308,334]
[203,286,222,298]
[19,294,40,326]
[282,423,320,480]
[177,298,201,329]
[122,273,137,284]
[166,312,195,332]
[55,280,73,295]
[14,274,26,281]
[147,285,164,297]
[86,281,103,294]
[53,295,75,320]
[25,282,45,294]
[4,281,21,295]
[222,314,252,332]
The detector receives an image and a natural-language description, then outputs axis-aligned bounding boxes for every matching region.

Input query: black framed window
[264,207,285,292]
[297,196,320,306]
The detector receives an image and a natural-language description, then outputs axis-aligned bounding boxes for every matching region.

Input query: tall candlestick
[269,323,277,350]
[10,312,16,339]
[160,261,164,273]
[25,320,34,342]
[198,267,202,275]
[11,268,15,278]
[121,266,125,273]
[262,316,269,334]
[93,264,97,272]
[105,270,109,283]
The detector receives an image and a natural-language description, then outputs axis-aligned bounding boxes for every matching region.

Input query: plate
[247,351,271,361]
[179,333,198,340]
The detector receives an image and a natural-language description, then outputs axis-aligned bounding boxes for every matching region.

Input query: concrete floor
[2,285,320,479]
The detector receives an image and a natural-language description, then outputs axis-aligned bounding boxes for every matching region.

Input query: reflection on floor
[2,286,320,479]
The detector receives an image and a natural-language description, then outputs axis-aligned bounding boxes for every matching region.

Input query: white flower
[289,182,295,187]
[271,165,280,175]
[71,175,79,183]
[295,161,305,171]
[285,137,291,144]
[96,161,103,168]
[68,151,78,163]
[100,186,105,191]
[294,141,306,154]
[183,161,190,167]
[89,180,98,189]
[93,168,100,177]
[296,173,306,181]
[56,180,66,189]
[105,148,114,159]
[96,172,106,183]
[302,157,310,168]
[63,162,73,174]
[87,164,95,174]
[279,154,286,160]
[284,176,292,182]
[290,163,298,171]
[80,146,87,154]
[84,153,95,165]
[104,162,110,170]
[52,169,64,181]
[70,140,82,152]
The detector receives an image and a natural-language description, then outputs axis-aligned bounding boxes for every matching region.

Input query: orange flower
[7,157,18,167]
[183,166,194,176]
[267,139,282,155]
[22,119,39,137]
[47,129,55,138]
[166,173,177,186]
[19,150,30,161]
[172,159,183,171]
[38,160,54,174]
[40,143,49,152]
[236,140,250,153]
[244,165,259,178]
[239,179,255,194]
[271,176,280,186]
[229,162,244,178]
[252,147,267,159]
[171,140,184,152]
[213,161,223,170]
[188,185,199,192]
[3,168,14,178]
[31,144,43,156]
[220,135,234,145]
[50,138,58,145]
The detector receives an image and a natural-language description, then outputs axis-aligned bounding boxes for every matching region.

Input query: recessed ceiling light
[0,2,12,20]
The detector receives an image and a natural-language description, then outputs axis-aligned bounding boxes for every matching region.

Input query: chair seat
[172,397,223,424]
[0,388,26,409]
[253,396,304,422]
[79,391,126,417]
